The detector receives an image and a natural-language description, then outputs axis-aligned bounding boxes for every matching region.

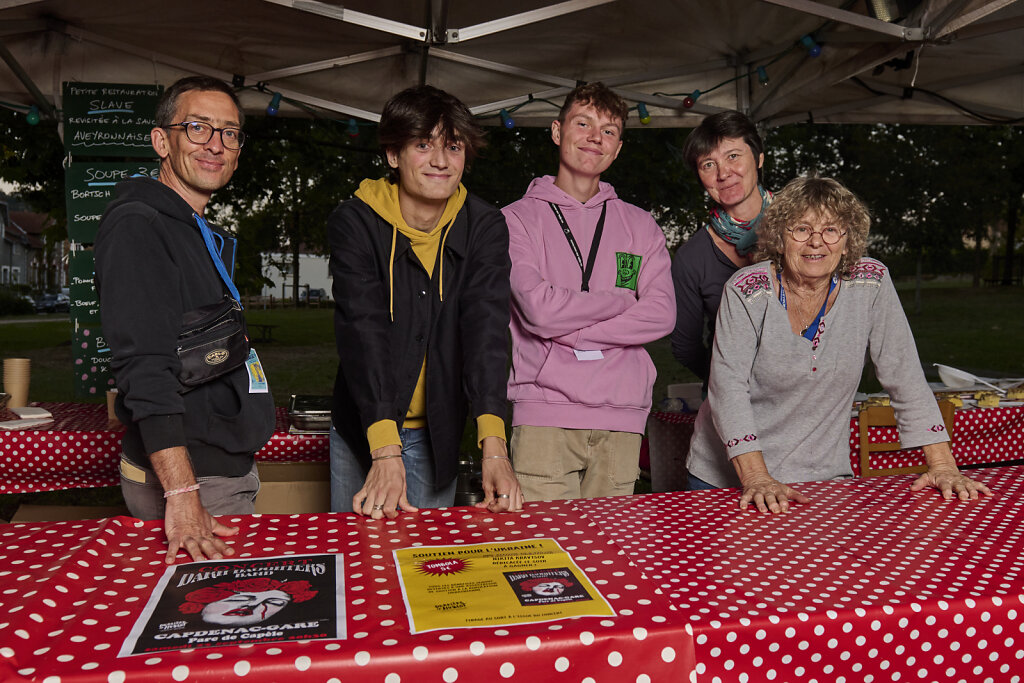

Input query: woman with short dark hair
[671,111,771,384]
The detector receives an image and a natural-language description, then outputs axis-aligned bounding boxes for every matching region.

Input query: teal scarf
[707,185,773,256]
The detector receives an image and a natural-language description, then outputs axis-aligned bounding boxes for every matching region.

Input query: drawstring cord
[387,214,456,321]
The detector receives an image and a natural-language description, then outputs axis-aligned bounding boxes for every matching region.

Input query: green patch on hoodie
[614,252,642,290]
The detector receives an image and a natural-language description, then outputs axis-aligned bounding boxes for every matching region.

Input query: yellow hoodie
[354,178,505,453]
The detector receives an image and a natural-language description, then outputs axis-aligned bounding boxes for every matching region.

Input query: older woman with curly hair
[686,176,991,511]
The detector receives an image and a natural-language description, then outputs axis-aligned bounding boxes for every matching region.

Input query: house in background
[11,209,65,291]
[1,199,65,291]
[260,249,332,303]
[1,200,33,287]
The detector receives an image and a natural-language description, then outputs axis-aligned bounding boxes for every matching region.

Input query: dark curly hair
[754,175,870,279]
[378,85,485,184]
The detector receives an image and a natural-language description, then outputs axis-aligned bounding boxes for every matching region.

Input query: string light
[637,102,651,125]
[26,105,40,125]
[757,66,770,86]
[266,92,282,116]
[499,108,515,129]
[683,90,701,108]
[800,35,822,57]
[346,118,359,137]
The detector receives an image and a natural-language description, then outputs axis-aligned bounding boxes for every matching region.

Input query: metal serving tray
[287,394,332,433]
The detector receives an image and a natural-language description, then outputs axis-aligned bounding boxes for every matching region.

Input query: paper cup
[3,358,31,409]
[106,388,120,425]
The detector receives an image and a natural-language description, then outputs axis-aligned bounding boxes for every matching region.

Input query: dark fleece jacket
[95,177,274,477]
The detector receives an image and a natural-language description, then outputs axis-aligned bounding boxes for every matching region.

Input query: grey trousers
[119,457,260,521]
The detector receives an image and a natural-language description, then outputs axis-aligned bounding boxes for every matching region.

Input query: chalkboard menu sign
[63,81,162,396]
[63,82,162,157]
[66,162,159,243]
[69,250,114,396]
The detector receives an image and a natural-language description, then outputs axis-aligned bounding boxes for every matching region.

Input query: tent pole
[0,38,55,117]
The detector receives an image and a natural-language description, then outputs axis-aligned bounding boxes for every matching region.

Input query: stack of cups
[3,358,31,409]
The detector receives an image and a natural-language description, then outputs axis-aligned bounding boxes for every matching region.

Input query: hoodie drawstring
[438,216,456,303]
[388,225,397,322]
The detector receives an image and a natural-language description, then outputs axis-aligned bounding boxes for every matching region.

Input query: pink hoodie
[503,176,675,434]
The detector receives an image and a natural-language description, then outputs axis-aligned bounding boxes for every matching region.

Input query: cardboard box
[11,504,130,522]
[255,462,331,514]
[5,463,330,523]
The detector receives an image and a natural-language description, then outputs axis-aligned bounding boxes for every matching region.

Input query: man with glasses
[96,76,274,564]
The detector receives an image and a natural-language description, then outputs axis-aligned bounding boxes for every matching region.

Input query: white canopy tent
[1,0,1022,128]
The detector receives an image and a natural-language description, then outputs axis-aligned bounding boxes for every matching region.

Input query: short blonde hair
[755,176,870,278]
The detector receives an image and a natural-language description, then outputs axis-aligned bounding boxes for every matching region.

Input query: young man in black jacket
[328,85,522,518]
[95,77,274,564]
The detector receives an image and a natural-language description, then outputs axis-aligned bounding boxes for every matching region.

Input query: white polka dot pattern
[0,502,688,680]
[0,403,328,494]
[849,406,1024,471]
[653,406,1024,477]
[575,465,1024,682]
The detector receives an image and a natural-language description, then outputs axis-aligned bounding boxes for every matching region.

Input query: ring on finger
[495,494,510,499]
[372,504,384,511]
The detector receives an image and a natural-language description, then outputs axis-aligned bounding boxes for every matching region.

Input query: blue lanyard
[778,272,837,340]
[194,213,242,306]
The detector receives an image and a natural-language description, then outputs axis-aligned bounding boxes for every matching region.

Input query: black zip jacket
[328,192,511,489]
[95,178,274,477]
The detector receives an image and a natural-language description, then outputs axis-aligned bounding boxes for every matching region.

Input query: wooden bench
[250,323,278,343]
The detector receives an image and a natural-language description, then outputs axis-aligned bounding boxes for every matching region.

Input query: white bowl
[935,364,977,390]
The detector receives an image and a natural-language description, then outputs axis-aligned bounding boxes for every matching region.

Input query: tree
[0,107,67,238]
[211,116,377,299]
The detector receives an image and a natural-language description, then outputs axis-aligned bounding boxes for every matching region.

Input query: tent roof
[1,0,1022,128]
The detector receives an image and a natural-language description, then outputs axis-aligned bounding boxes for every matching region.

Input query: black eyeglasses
[787,225,847,245]
[165,121,245,150]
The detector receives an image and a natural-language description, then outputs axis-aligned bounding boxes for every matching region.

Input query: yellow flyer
[394,538,615,633]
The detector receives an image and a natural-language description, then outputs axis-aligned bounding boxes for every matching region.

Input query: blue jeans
[329,425,456,512]
[687,473,719,491]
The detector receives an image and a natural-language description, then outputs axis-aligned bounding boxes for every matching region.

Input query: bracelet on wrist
[163,483,200,498]
[482,455,510,460]
[372,454,403,462]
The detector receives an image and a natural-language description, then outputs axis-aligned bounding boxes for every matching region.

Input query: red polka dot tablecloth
[650,406,1024,481]
[0,503,691,682]
[848,405,1024,473]
[0,403,328,494]
[575,465,1024,683]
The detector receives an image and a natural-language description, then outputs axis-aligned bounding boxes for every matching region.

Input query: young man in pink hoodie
[503,83,675,501]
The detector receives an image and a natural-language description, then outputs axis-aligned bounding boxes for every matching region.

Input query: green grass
[897,286,1023,379]
[2,285,1021,518]
[6,286,1019,408]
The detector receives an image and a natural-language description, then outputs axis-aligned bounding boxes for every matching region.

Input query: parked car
[299,288,328,306]
[32,292,69,314]
[34,293,57,313]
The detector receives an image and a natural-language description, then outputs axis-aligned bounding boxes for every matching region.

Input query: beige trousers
[510,425,641,502]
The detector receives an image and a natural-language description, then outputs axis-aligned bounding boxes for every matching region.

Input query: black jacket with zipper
[328,192,511,489]
[95,177,274,477]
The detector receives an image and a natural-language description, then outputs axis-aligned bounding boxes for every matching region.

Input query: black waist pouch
[176,296,249,390]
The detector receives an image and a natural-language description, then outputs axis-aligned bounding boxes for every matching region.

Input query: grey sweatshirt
[687,258,948,488]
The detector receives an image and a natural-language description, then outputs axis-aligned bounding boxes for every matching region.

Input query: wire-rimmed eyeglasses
[786,224,847,245]
[165,121,245,150]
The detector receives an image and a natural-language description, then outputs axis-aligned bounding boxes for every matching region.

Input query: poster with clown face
[119,554,344,656]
